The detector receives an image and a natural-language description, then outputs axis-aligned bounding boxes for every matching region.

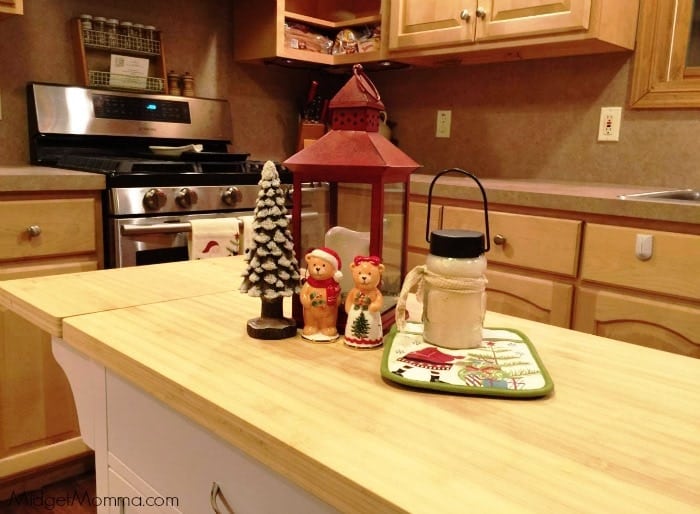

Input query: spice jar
[79,14,93,31]
[119,21,133,49]
[92,16,106,45]
[105,18,119,47]
[132,23,144,50]
[143,25,156,52]
[396,168,490,349]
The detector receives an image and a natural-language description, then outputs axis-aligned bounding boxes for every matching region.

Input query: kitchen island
[1,256,699,513]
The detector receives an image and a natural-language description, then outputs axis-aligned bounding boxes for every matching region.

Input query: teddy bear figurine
[344,255,385,348]
[299,247,343,342]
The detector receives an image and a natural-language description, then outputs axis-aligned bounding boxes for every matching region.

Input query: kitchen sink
[618,188,700,203]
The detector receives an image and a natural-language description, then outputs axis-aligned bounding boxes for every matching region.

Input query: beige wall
[371,54,700,188]
[1,2,699,188]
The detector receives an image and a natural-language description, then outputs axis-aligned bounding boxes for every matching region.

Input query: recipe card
[109,54,149,89]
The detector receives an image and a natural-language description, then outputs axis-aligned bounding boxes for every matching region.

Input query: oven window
[135,247,189,266]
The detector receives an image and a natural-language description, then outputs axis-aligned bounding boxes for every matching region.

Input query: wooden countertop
[0,166,105,192]
[2,256,697,513]
[0,258,243,336]
[410,174,699,227]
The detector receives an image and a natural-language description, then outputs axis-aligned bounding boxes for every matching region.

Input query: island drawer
[106,372,336,514]
[0,197,97,261]
[442,207,582,276]
[581,224,700,300]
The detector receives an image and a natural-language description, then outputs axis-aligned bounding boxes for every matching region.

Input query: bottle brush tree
[240,161,300,339]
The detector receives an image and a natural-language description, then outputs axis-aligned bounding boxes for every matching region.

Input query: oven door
[109,212,250,268]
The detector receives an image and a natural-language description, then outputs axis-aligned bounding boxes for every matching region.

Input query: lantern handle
[425,168,491,252]
[352,64,381,102]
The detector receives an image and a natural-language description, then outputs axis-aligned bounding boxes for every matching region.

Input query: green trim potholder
[381,326,554,398]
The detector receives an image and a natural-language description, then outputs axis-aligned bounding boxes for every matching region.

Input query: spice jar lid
[93,16,106,22]
[429,229,485,259]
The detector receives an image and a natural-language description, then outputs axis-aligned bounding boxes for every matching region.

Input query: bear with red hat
[300,247,343,341]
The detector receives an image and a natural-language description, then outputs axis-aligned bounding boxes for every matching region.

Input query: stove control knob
[175,187,198,208]
[221,187,242,206]
[143,188,167,210]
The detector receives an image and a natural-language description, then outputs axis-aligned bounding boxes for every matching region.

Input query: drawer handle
[493,234,506,245]
[211,481,235,513]
[210,482,221,513]
[27,225,42,237]
[459,9,471,21]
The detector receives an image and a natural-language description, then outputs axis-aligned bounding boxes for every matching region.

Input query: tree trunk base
[247,296,297,340]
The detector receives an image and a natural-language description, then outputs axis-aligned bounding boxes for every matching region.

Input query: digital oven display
[92,94,191,123]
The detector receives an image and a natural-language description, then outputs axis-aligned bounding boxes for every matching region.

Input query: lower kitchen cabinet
[573,287,700,358]
[486,268,573,328]
[575,223,700,357]
[0,191,102,494]
[406,194,699,357]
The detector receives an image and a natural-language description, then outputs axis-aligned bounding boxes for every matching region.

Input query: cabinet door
[390,0,477,50]
[486,268,573,327]
[476,0,592,41]
[0,0,22,16]
[0,308,80,460]
[573,287,700,358]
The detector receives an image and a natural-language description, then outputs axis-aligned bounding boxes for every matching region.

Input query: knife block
[296,122,326,151]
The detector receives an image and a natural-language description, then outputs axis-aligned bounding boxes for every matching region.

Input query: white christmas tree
[240,161,300,338]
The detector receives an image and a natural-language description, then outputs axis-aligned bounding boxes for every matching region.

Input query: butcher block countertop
[0,165,105,191]
[1,256,699,513]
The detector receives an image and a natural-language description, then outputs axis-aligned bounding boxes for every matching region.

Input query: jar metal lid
[429,229,485,259]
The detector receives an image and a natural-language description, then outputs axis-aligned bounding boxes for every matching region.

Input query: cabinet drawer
[442,207,581,276]
[0,198,96,260]
[581,224,700,300]
[106,372,336,514]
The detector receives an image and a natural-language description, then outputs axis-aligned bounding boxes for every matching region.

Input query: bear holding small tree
[344,255,385,348]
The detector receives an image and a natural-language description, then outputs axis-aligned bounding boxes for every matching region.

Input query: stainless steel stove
[27,82,290,268]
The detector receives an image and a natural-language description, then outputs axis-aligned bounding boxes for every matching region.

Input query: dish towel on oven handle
[188,218,242,259]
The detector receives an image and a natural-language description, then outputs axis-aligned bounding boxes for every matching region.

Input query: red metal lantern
[284,64,421,330]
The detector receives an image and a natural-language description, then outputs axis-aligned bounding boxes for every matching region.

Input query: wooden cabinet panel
[442,206,581,276]
[581,224,700,301]
[0,0,22,17]
[477,0,591,41]
[0,198,97,261]
[486,268,573,327]
[574,287,700,358]
[390,0,475,49]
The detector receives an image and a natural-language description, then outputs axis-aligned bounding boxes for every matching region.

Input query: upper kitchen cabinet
[0,0,22,19]
[630,0,700,108]
[234,0,388,67]
[388,0,640,65]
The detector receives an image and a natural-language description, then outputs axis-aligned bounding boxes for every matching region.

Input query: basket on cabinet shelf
[72,18,168,94]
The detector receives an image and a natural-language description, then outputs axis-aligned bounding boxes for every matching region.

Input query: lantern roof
[284,64,420,180]
[328,64,385,111]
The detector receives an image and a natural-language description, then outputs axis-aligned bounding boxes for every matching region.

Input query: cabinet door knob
[476,7,487,18]
[493,234,506,245]
[459,9,471,21]
[27,225,42,237]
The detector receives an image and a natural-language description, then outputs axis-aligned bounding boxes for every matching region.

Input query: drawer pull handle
[210,482,221,513]
[27,225,42,237]
[493,234,506,245]
[211,481,235,513]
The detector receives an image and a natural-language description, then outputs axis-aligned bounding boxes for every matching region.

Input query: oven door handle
[120,222,192,235]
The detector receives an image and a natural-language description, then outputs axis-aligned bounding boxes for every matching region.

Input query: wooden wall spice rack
[72,18,168,94]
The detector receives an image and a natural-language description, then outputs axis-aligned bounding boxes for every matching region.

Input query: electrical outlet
[598,106,622,141]
[436,110,451,138]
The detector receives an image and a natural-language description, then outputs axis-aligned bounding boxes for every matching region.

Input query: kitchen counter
[0,165,105,191]
[1,256,698,513]
[410,174,699,227]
